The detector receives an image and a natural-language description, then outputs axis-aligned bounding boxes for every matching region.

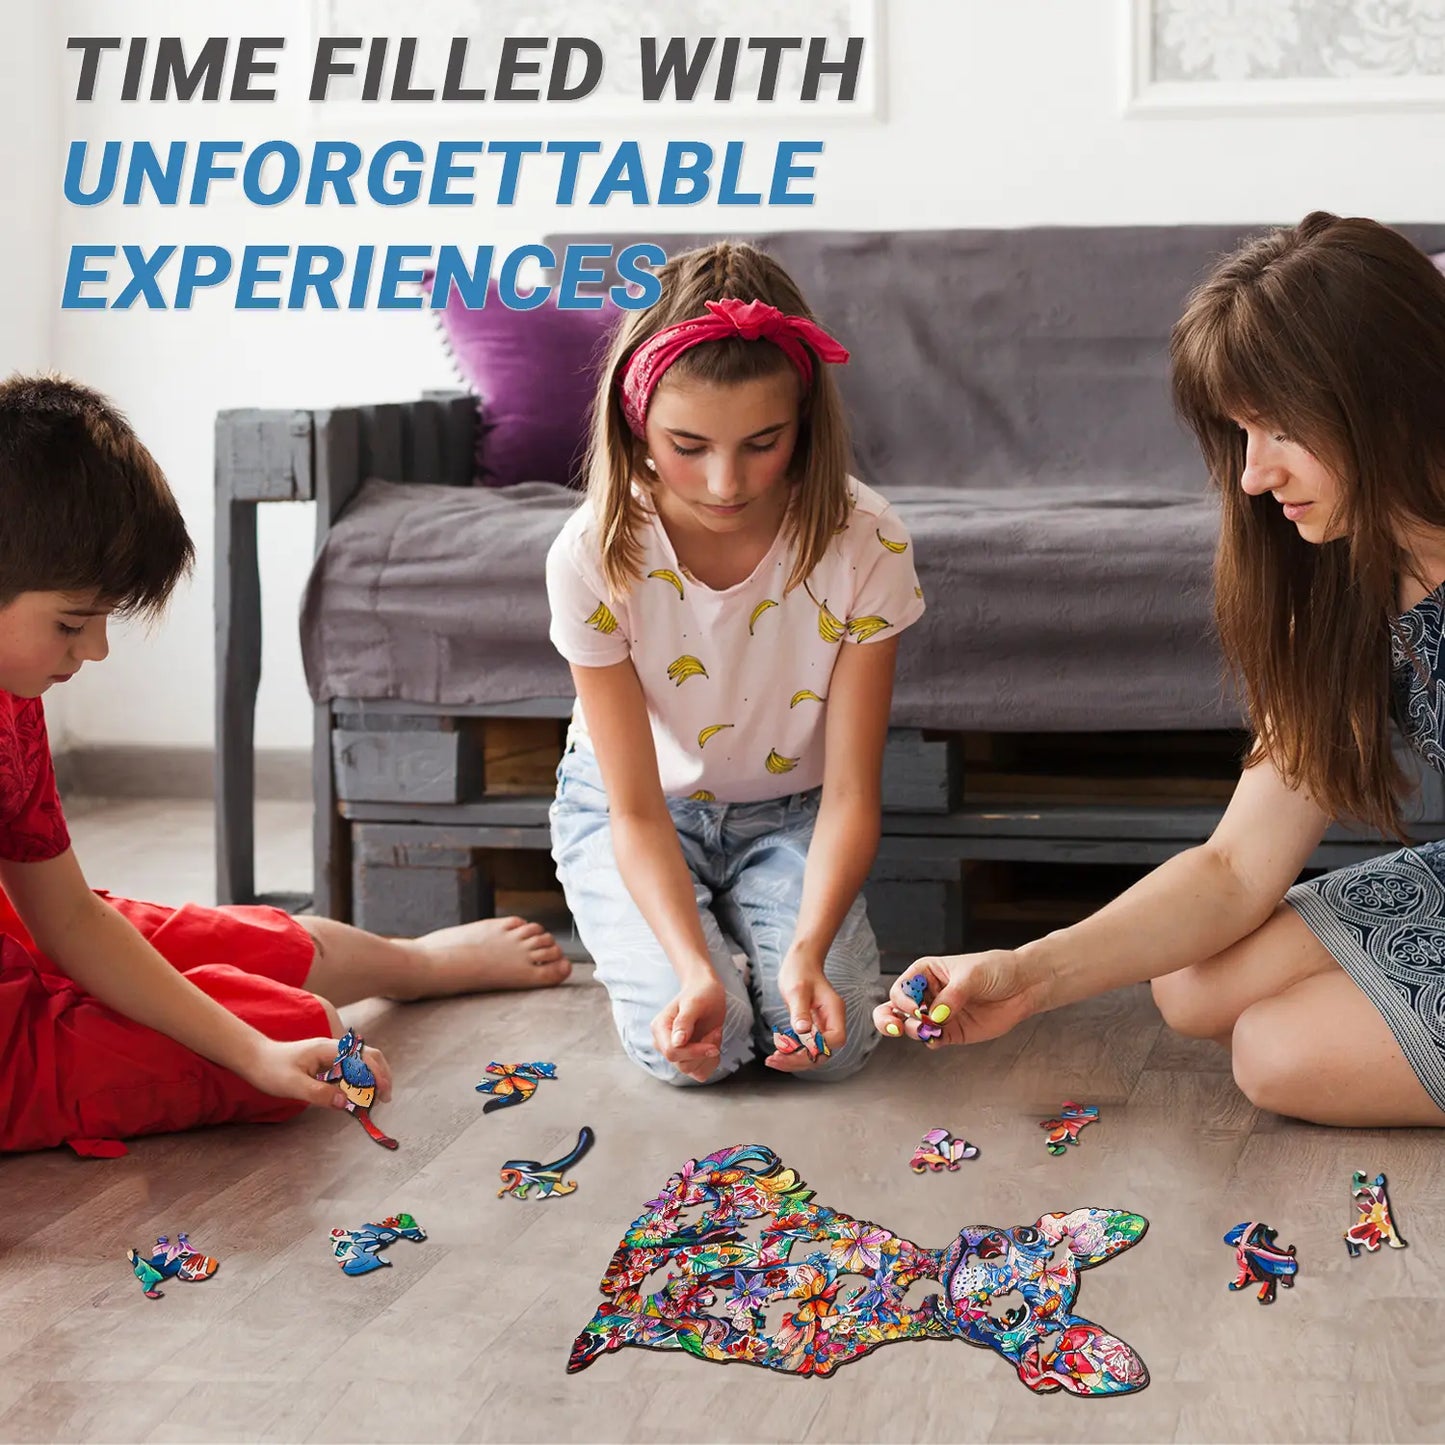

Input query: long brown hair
[1171,212,1445,836]
[584,242,853,598]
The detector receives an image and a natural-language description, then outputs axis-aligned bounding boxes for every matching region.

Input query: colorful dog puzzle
[318,1029,397,1149]
[126,1233,219,1300]
[569,1143,1150,1396]
[1040,1102,1099,1156]
[329,1214,427,1276]
[772,1024,831,1061]
[1224,1222,1298,1304]
[499,1126,596,1199]
[1345,1171,1407,1257]
[910,1127,979,1173]
[901,973,941,1040]
[475,1061,558,1114]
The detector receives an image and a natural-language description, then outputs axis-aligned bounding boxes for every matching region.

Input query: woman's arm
[770,636,898,1064]
[879,748,1332,1043]
[569,658,729,1077]
[0,850,354,1104]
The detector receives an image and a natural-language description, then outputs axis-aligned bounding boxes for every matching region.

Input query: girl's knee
[311,993,343,1036]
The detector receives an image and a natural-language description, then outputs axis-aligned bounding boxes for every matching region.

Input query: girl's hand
[873,950,1042,1048]
[768,952,846,1071]
[239,1036,394,1108]
[653,977,728,1082]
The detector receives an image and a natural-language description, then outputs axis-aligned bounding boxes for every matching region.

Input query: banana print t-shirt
[545,478,925,804]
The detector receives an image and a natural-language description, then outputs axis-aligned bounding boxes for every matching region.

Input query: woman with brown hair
[875,211,1445,1128]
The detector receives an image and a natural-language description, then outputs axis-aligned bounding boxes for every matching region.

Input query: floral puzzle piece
[126,1233,220,1300]
[899,974,941,1040]
[1224,1221,1298,1304]
[318,1028,397,1149]
[910,1127,979,1173]
[772,1024,831,1061]
[329,1213,427,1276]
[499,1126,595,1199]
[569,1143,1150,1396]
[1041,1102,1099,1156]
[475,1061,558,1114]
[1345,1171,1407,1257]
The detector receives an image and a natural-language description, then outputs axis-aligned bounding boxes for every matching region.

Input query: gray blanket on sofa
[301,477,1238,730]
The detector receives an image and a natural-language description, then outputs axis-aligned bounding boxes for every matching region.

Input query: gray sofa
[214,224,1445,955]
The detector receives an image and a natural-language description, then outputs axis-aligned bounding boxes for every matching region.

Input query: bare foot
[398,917,571,998]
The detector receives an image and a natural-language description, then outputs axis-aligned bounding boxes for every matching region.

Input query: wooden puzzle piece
[1345,1171,1407,1256]
[1040,1102,1099,1156]
[772,1024,831,1061]
[318,1029,397,1149]
[126,1233,219,1300]
[475,1061,559,1114]
[329,1213,427,1276]
[499,1126,595,1199]
[1224,1221,1298,1304]
[910,1127,979,1172]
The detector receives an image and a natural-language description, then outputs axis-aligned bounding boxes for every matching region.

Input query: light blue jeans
[549,742,882,1086]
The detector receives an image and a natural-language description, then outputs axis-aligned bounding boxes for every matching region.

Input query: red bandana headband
[619,297,850,437]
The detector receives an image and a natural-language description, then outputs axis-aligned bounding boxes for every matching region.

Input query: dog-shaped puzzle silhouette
[569,1143,1149,1396]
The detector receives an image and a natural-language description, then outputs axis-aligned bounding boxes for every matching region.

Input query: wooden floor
[2,800,1442,1445]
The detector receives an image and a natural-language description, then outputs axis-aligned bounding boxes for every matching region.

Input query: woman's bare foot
[396,916,571,998]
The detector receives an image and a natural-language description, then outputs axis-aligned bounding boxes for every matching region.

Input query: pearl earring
[645,457,657,471]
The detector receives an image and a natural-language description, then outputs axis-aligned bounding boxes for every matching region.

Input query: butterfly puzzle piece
[910,1127,979,1173]
[569,1143,1150,1396]
[475,1061,558,1114]
[772,1024,831,1061]
[329,1213,428,1276]
[126,1233,220,1300]
[499,1126,596,1199]
[1224,1221,1298,1304]
[1040,1101,1099,1156]
[317,1028,397,1149]
[901,974,941,1041]
[1344,1171,1407,1257]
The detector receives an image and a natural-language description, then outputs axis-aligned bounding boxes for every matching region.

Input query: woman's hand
[239,1036,394,1108]
[653,976,729,1082]
[873,950,1043,1048]
[767,950,846,1072]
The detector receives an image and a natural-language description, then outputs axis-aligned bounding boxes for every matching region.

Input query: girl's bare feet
[399,916,571,997]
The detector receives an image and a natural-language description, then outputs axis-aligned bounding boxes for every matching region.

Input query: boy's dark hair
[0,372,193,615]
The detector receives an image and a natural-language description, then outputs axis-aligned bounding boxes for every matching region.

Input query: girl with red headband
[546,242,925,1085]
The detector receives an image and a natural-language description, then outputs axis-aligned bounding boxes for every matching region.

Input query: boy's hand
[652,977,728,1082]
[239,1036,394,1108]
[873,950,1041,1048]
[768,951,845,1071]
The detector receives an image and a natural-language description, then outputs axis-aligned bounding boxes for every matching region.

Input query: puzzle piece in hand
[900,974,941,1040]
[126,1233,220,1300]
[499,1126,595,1199]
[1040,1102,1099,1156]
[772,1024,832,1061]
[475,1061,558,1114]
[569,1142,1150,1396]
[910,1127,980,1173]
[317,1028,397,1149]
[1345,1171,1407,1257]
[329,1213,428,1276]
[1224,1221,1298,1304]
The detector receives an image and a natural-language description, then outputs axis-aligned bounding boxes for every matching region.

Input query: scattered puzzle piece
[910,1127,979,1173]
[499,1126,596,1199]
[329,1213,427,1276]
[1040,1102,1099,1156]
[126,1233,219,1300]
[475,1061,558,1114]
[1345,1171,1407,1257]
[1224,1221,1298,1304]
[772,1024,831,1061]
[318,1029,397,1149]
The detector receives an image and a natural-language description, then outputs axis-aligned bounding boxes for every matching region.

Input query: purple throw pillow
[427,277,620,488]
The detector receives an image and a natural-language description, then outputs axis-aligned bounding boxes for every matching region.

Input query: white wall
[23,0,1440,749]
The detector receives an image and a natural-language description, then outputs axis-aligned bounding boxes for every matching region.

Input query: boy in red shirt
[0,374,569,1155]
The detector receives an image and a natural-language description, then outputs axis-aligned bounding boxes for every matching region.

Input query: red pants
[0,891,326,1155]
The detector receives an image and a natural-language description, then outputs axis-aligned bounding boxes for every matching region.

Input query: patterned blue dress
[1285,589,1445,1111]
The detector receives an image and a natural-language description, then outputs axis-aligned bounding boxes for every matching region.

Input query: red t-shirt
[0,690,71,864]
